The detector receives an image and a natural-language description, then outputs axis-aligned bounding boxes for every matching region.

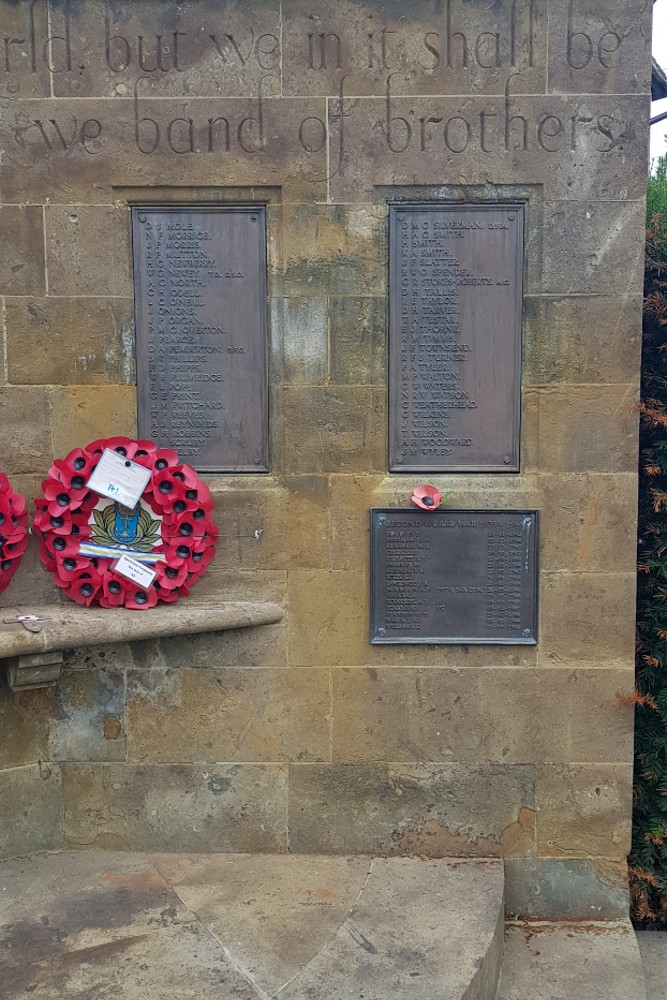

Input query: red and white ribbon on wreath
[34,437,218,609]
[0,473,29,596]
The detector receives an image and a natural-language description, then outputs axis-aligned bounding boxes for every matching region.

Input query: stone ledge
[0,600,284,678]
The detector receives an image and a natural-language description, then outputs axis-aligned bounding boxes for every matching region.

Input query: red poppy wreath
[34,437,218,609]
[0,474,29,595]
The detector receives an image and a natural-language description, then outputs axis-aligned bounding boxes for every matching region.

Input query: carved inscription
[389,204,522,472]
[132,206,268,472]
[370,509,538,644]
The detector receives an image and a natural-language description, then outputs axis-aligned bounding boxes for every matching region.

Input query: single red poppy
[411,485,444,510]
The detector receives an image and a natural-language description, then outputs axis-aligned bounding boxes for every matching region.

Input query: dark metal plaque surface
[132,206,268,473]
[370,509,538,644]
[389,204,523,472]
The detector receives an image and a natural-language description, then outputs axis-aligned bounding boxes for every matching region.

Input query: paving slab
[498,921,647,1000]
[0,851,505,1000]
[636,931,667,1000]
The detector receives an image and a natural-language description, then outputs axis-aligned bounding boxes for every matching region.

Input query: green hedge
[630,154,667,925]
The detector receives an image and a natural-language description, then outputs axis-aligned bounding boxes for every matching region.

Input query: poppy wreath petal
[36,437,217,609]
[411,484,444,510]
[0,473,28,595]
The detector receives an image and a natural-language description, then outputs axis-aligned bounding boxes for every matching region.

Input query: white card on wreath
[112,553,157,588]
[86,449,151,509]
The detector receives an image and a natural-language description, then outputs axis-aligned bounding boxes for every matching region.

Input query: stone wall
[0,0,651,917]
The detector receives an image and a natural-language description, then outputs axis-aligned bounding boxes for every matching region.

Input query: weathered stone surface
[0,207,45,296]
[211,477,330,571]
[126,667,329,763]
[537,474,637,573]
[193,568,287,604]
[329,297,386,386]
[5,296,134,386]
[283,204,386,296]
[0,674,51,768]
[283,388,385,474]
[49,0,282,99]
[0,2,50,98]
[500,921,647,1000]
[49,665,126,763]
[0,763,63,860]
[45,205,131,296]
[0,388,52,475]
[140,622,289,669]
[288,567,537,668]
[504,858,629,919]
[537,200,646,294]
[522,386,638,473]
[288,762,534,856]
[546,0,652,97]
[2,98,327,204]
[327,97,648,202]
[636,932,667,1000]
[278,857,504,1000]
[282,0,547,97]
[0,851,505,1000]
[330,668,633,764]
[0,851,259,999]
[0,601,284,659]
[536,763,632,859]
[49,385,137,457]
[62,762,288,851]
[150,853,371,997]
[281,298,328,385]
[0,532,64,607]
[523,294,643,386]
[539,572,636,665]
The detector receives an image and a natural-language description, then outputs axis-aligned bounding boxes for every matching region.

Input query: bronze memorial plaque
[132,206,268,473]
[389,204,523,472]
[370,509,538,644]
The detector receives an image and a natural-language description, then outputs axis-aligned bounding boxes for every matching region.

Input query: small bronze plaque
[132,206,268,473]
[370,509,538,644]
[388,204,523,472]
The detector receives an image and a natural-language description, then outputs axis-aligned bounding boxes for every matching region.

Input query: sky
[652,0,667,166]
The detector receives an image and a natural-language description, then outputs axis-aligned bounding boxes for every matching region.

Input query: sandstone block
[125,667,330,763]
[288,762,535,857]
[523,294,642,387]
[327,96,648,202]
[283,387,385,474]
[62,762,288,851]
[539,571,636,665]
[537,474,637,574]
[0,763,63,860]
[2,97,327,205]
[0,206,45,296]
[45,206,132,296]
[329,297,386,386]
[50,386,137,458]
[330,667,633,763]
[546,0,652,97]
[536,763,632,859]
[0,673,51,769]
[0,387,52,474]
[283,204,386,296]
[5,296,134,386]
[280,298,328,385]
[504,858,628,919]
[49,665,126,763]
[50,0,282,99]
[0,2,50,98]
[522,385,638,473]
[282,0,547,98]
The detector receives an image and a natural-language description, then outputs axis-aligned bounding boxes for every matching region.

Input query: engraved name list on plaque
[132,206,268,473]
[389,204,523,472]
[370,509,538,644]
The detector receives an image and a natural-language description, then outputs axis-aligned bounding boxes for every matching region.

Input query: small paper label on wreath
[112,554,157,589]
[87,449,152,508]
